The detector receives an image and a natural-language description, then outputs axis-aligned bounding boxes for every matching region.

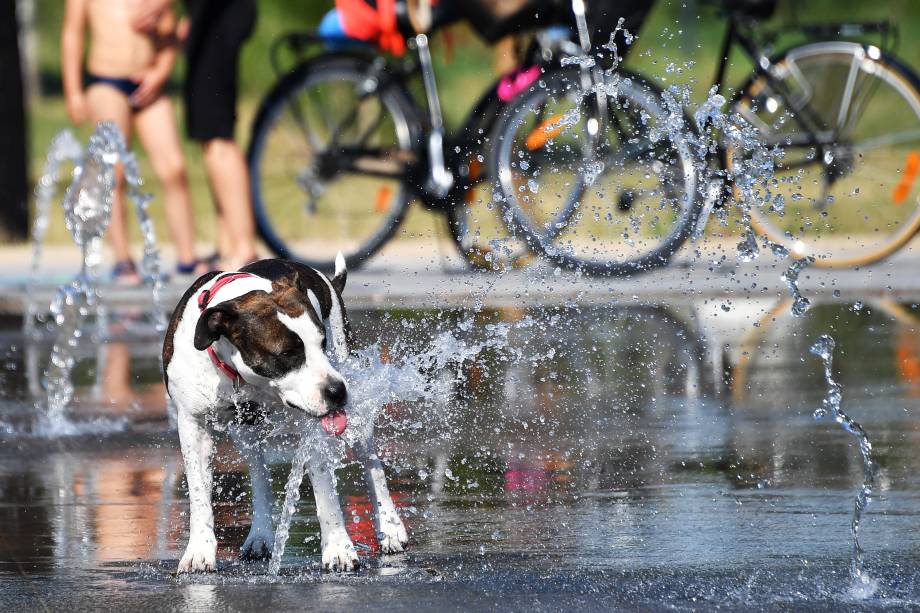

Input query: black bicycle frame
[711,11,896,174]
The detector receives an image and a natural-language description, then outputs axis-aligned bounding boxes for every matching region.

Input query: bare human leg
[86,85,138,280]
[133,96,202,270]
[202,138,258,269]
[216,214,232,267]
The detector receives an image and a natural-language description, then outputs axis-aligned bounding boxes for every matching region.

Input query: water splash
[689,87,820,314]
[119,145,166,330]
[691,88,777,261]
[601,17,630,64]
[268,430,316,574]
[25,130,83,338]
[38,123,122,436]
[782,257,815,317]
[27,124,165,337]
[35,122,160,436]
[560,55,595,69]
[266,313,549,572]
[809,334,877,596]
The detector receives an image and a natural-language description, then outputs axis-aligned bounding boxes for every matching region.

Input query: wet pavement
[2,300,920,610]
[6,239,920,313]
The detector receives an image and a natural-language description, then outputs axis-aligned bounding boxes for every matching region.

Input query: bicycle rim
[442,83,535,272]
[248,57,416,270]
[731,43,920,267]
[492,67,699,276]
[445,166,535,272]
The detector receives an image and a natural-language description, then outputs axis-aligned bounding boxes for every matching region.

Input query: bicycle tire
[444,125,537,270]
[729,42,920,267]
[439,79,536,272]
[445,191,537,272]
[247,54,421,271]
[490,66,702,276]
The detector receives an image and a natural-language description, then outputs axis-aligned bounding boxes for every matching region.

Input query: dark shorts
[85,73,142,109]
[183,0,256,142]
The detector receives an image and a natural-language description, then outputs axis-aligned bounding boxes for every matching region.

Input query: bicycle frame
[715,15,894,152]
[696,8,897,224]
[303,5,602,215]
[402,0,602,206]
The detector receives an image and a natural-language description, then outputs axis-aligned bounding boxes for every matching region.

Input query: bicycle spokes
[735,43,920,266]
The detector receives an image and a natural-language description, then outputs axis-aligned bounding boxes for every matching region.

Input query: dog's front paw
[178,536,217,573]
[322,530,359,571]
[377,510,408,554]
[241,527,274,561]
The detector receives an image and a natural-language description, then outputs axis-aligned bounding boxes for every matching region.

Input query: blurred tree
[0,0,29,240]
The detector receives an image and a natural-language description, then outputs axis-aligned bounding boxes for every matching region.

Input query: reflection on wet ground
[1,300,920,610]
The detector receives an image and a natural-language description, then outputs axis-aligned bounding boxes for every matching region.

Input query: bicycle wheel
[445,170,536,272]
[730,42,920,267]
[490,66,700,276]
[248,55,419,271]
[443,83,534,272]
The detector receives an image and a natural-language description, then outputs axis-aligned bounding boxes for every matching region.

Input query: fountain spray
[35,122,164,435]
[810,334,877,596]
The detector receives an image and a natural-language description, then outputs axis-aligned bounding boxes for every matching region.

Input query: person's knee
[202,139,240,164]
[158,157,189,190]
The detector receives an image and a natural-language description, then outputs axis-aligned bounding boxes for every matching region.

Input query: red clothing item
[336,0,407,56]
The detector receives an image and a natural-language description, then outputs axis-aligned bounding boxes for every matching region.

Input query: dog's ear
[331,251,347,294]
[194,303,239,350]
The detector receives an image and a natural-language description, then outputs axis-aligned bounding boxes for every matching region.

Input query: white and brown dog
[162,255,407,573]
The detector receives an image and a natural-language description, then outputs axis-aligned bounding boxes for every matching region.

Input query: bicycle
[245,3,537,272]
[246,0,655,272]
[490,0,920,274]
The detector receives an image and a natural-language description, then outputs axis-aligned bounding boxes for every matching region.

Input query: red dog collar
[198,272,255,388]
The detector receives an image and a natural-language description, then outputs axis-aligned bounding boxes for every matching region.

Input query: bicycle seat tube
[413,33,454,198]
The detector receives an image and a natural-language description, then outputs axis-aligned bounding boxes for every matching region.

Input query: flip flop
[111,260,142,285]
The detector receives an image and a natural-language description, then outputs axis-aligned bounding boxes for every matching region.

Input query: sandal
[111,260,142,285]
[176,257,220,277]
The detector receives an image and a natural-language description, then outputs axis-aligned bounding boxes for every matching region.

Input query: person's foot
[111,260,142,285]
[202,252,221,269]
[176,258,215,277]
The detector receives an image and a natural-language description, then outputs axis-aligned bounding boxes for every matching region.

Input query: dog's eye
[281,348,300,358]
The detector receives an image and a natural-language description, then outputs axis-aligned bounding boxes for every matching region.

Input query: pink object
[504,458,548,492]
[497,66,541,102]
[321,408,348,437]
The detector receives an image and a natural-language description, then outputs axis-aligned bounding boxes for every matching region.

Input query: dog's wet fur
[162,256,407,573]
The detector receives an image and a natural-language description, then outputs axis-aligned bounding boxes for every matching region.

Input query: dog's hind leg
[306,445,359,571]
[229,423,275,561]
[177,409,217,572]
[354,436,408,554]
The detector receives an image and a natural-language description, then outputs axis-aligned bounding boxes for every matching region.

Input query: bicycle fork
[413,33,454,198]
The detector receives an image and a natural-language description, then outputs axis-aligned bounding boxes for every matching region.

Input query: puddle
[1,301,919,609]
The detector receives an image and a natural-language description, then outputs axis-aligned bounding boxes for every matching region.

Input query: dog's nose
[323,379,347,407]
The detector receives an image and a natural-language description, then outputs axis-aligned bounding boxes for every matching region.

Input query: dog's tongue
[321,409,348,437]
